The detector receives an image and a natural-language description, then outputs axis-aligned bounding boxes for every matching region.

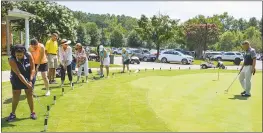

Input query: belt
[244,64,252,66]
[48,53,57,55]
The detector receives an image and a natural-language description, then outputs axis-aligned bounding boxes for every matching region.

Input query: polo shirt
[45,39,58,55]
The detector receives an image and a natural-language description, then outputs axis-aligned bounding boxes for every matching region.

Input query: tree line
[2,1,262,58]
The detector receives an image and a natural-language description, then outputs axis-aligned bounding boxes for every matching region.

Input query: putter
[224,73,240,93]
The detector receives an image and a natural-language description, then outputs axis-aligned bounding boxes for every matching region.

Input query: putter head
[224,90,228,94]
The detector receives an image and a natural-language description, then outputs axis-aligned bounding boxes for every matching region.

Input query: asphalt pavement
[1,57,262,82]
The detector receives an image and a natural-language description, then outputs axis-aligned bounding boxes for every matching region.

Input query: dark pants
[60,64,72,81]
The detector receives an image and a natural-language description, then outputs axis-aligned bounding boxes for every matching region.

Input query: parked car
[158,50,194,65]
[256,54,261,60]
[131,49,156,62]
[204,51,223,61]
[221,52,244,62]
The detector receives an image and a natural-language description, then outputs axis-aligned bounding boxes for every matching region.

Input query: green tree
[259,18,262,35]
[127,30,143,48]
[110,29,124,47]
[12,1,78,42]
[244,26,262,52]
[136,14,179,58]
[84,22,101,46]
[218,31,236,51]
[1,1,14,19]
[185,23,219,58]
[248,17,259,28]
[76,23,90,45]
[244,26,261,39]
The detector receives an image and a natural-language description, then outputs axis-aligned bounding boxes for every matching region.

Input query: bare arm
[252,58,256,68]
[45,41,49,55]
[28,53,35,81]
[9,59,31,88]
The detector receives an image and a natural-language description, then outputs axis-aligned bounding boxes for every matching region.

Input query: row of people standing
[6,33,89,122]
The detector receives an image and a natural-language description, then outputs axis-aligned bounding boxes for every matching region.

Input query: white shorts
[77,60,89,76]
[101,58,110,66]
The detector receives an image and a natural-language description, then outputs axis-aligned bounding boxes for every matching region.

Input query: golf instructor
[239,41,256,97]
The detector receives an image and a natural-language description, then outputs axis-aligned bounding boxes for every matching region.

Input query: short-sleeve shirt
[122,51,129,61]
[45,39,58,54]
[244,47,256,65]
[76,48,87,65]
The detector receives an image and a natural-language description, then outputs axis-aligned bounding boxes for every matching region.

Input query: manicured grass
[2,69,262,132]
[1,56,10,71]
[1,56,120,71]
[88,61,121,68]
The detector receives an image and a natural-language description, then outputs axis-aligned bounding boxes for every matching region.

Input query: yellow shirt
[45,39,58,54]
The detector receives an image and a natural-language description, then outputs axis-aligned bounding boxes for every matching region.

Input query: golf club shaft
[225,73,240,92]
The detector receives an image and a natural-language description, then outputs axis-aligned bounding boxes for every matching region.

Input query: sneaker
[241,94,251,97]
[100,75,104,78]
[85,80,89,83]
[52,80,57,84]
[241,91,246,95]
[45,90,50,96]
[30,112,37,120]
[6,113,16,122]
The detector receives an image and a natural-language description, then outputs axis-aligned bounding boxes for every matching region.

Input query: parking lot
[113,57,262,70]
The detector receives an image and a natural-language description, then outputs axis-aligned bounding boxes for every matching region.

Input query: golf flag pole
[217,67,219,80]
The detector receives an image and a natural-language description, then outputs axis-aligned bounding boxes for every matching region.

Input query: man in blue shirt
[239,41,256,97]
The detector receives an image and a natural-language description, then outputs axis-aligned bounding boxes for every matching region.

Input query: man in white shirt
[58,39,73,87]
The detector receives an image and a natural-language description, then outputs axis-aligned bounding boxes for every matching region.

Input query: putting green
[1,70,262,132]
[131,73,262,132]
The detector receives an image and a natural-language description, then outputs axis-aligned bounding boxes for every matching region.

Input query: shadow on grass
[34,83,44,87]
[3,95,27,104]
[1,117,29,128]
[228,95,249,100]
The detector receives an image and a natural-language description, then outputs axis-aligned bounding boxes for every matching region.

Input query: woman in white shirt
[58,39,73,87]
[75,43,89,83]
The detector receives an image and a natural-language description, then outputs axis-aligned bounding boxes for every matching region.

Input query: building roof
[5,8,36,20]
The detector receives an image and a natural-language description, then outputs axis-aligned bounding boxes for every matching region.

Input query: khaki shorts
[47,54,58,68]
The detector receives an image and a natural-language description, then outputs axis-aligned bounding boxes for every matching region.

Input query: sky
[57,1,262,22]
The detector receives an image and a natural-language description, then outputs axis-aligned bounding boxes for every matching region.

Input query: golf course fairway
[1,70,262,132]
